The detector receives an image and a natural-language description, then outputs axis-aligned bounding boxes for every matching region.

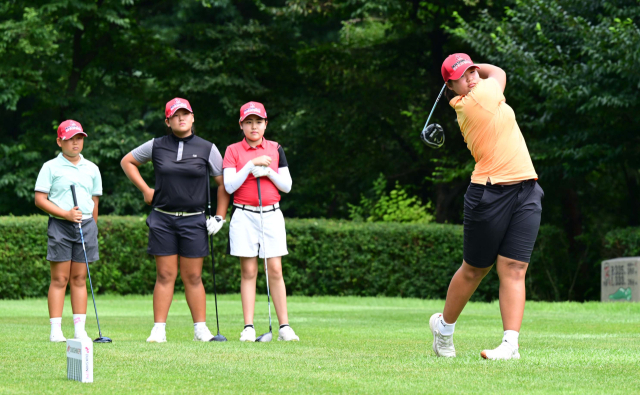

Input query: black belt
[233,203,280,213]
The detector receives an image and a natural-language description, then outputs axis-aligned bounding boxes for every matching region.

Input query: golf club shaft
[423,83,447,130]
[206,169,222,335]
[256,178,273,333]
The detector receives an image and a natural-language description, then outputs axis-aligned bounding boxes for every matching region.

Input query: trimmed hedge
[0,216,617,301]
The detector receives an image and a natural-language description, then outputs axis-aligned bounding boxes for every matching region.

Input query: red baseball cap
[57,120,87,140]
[165,98,193,118]
[441,53,480,82]
[239,101,267,123]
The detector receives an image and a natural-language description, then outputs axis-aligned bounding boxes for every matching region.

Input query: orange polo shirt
[450,78,538,185]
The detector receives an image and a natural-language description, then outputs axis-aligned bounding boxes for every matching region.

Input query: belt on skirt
[233,203,280,213]
[154,208,205,217]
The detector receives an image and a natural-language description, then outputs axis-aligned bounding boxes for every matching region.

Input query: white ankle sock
[153,323,166,331]
[193,322,207,331]
[50,317,62,332]
[73,314,86,333]
[503,330,519,347]
[437,316,456,336]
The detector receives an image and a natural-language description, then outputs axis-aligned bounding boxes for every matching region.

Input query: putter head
[93,337,112,343]
[255,332,272,342]
[210,334,228,342]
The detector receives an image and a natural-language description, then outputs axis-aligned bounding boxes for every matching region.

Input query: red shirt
[223,138,282,206]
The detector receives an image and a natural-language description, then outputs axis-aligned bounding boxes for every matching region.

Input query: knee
[50,274,69,289]
[460,263,491,282]
[268,266,283,282]
[156,269,177,284]
[182,272,202,287]
[241,266,258,281]
[502,259,528,281]
[70,274,86,288]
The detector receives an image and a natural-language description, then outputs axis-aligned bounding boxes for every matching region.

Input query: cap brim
[167,106,193,118]
[449,64,480,81]
[60,131,88,140]
[239,112,267,123]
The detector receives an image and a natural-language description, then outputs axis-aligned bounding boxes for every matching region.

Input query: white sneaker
[239,326,256,342]
[429,313,456,357]
[277,326,299,341]
[481,341,520,360]
[50,331,67,342]
[193,325,215,342]
[73,330,91,340]
[146,326,167,343]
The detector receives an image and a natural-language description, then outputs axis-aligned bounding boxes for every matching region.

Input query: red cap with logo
[57,120,87,140]
[441,53,480,82]
[239,101,267,123]
[165,98,193,118]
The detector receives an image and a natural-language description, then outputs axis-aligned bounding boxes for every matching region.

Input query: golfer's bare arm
[475,63,507,93]
[34,192,81,223]
[92,196,99,223]
[214,175,230,219]
[121,153,154,204]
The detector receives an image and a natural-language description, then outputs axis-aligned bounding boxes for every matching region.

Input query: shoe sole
[50,339,67,342]
[480,350,520,360]
[240,338,256,342]
[277,337,299,341]
[147,339,167,343]
[428,313,441,357]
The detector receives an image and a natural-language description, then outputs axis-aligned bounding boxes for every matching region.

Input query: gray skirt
[47,217,99,263]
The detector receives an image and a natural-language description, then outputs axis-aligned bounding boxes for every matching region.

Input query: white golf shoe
[50,331,67,343]
[277,325,299,341]
[429,313,456,357]
[193,325,215,342]
[146,326,167,343]
[481,341,520,360]
[73,330,91,340]
[239,326,256,342]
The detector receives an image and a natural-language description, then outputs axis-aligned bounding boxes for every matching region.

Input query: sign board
[601,257,639,302]
[66,338,93,383]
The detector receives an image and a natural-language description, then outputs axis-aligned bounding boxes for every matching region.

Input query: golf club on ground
[206,169,227,342]
[420,83,446,149]
[69,185,112,343]
[255,177,273,343]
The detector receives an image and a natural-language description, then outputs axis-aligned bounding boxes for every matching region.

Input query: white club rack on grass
[66,338,93,383]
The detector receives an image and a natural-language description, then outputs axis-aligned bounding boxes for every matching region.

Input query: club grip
[256,178,262,207]
[70,185,78,207]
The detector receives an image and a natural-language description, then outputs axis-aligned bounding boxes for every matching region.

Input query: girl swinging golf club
[429,54,544,360]
[223,101,299,342]
[121,98,230,342]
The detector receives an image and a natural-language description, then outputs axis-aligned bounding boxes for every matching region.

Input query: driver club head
[210,334,228,342]
[255,332,273,342]
[93,337,112,343]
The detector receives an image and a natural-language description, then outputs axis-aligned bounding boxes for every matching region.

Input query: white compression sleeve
[268,167,292,193]
[223,161,255,194]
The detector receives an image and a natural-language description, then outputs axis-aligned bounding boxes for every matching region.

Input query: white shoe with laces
[481,341,520,360]
[429,313,456,357]
[277,326,299,341]
[50,331,67,343]
[193,325,215,342]
[146,326,167,343]
[239,326,256,342]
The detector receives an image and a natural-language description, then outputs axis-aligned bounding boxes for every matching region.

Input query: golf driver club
[69,185,112,343]
[255,177,273,343]
[420,83,446,149]
[206,168,227,342]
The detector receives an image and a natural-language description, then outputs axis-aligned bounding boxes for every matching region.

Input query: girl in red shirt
[223,101,299,342]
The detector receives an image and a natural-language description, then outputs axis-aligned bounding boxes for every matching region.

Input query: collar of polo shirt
[57,153,86,167]
[241,137,267,150]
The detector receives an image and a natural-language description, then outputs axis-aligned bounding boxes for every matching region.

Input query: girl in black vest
[121,98,230,342]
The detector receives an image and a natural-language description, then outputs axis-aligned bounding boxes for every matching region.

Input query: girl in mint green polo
[34,120,102,343]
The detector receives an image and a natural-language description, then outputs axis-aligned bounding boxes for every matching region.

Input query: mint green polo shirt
[34,153,102,215]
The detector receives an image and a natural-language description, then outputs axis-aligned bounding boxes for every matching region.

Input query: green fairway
[0,295,638,394]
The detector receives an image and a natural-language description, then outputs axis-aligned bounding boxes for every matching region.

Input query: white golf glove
[206,215,225,236]
[251,166,272,178]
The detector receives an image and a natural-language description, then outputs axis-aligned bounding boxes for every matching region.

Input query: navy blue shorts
[146,210,209,258]
[463,180,544,268]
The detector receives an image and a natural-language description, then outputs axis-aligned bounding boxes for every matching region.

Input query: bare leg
[48,261,71,318]
[240,257,258,325]
[69,261,88,314]
[496,255,529,332]
[264,256,289,325]
[442,261,493,324]
[153,255,179,323]
[179,256,206,323]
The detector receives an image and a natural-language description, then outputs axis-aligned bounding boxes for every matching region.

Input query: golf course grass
[0,294,638,394]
